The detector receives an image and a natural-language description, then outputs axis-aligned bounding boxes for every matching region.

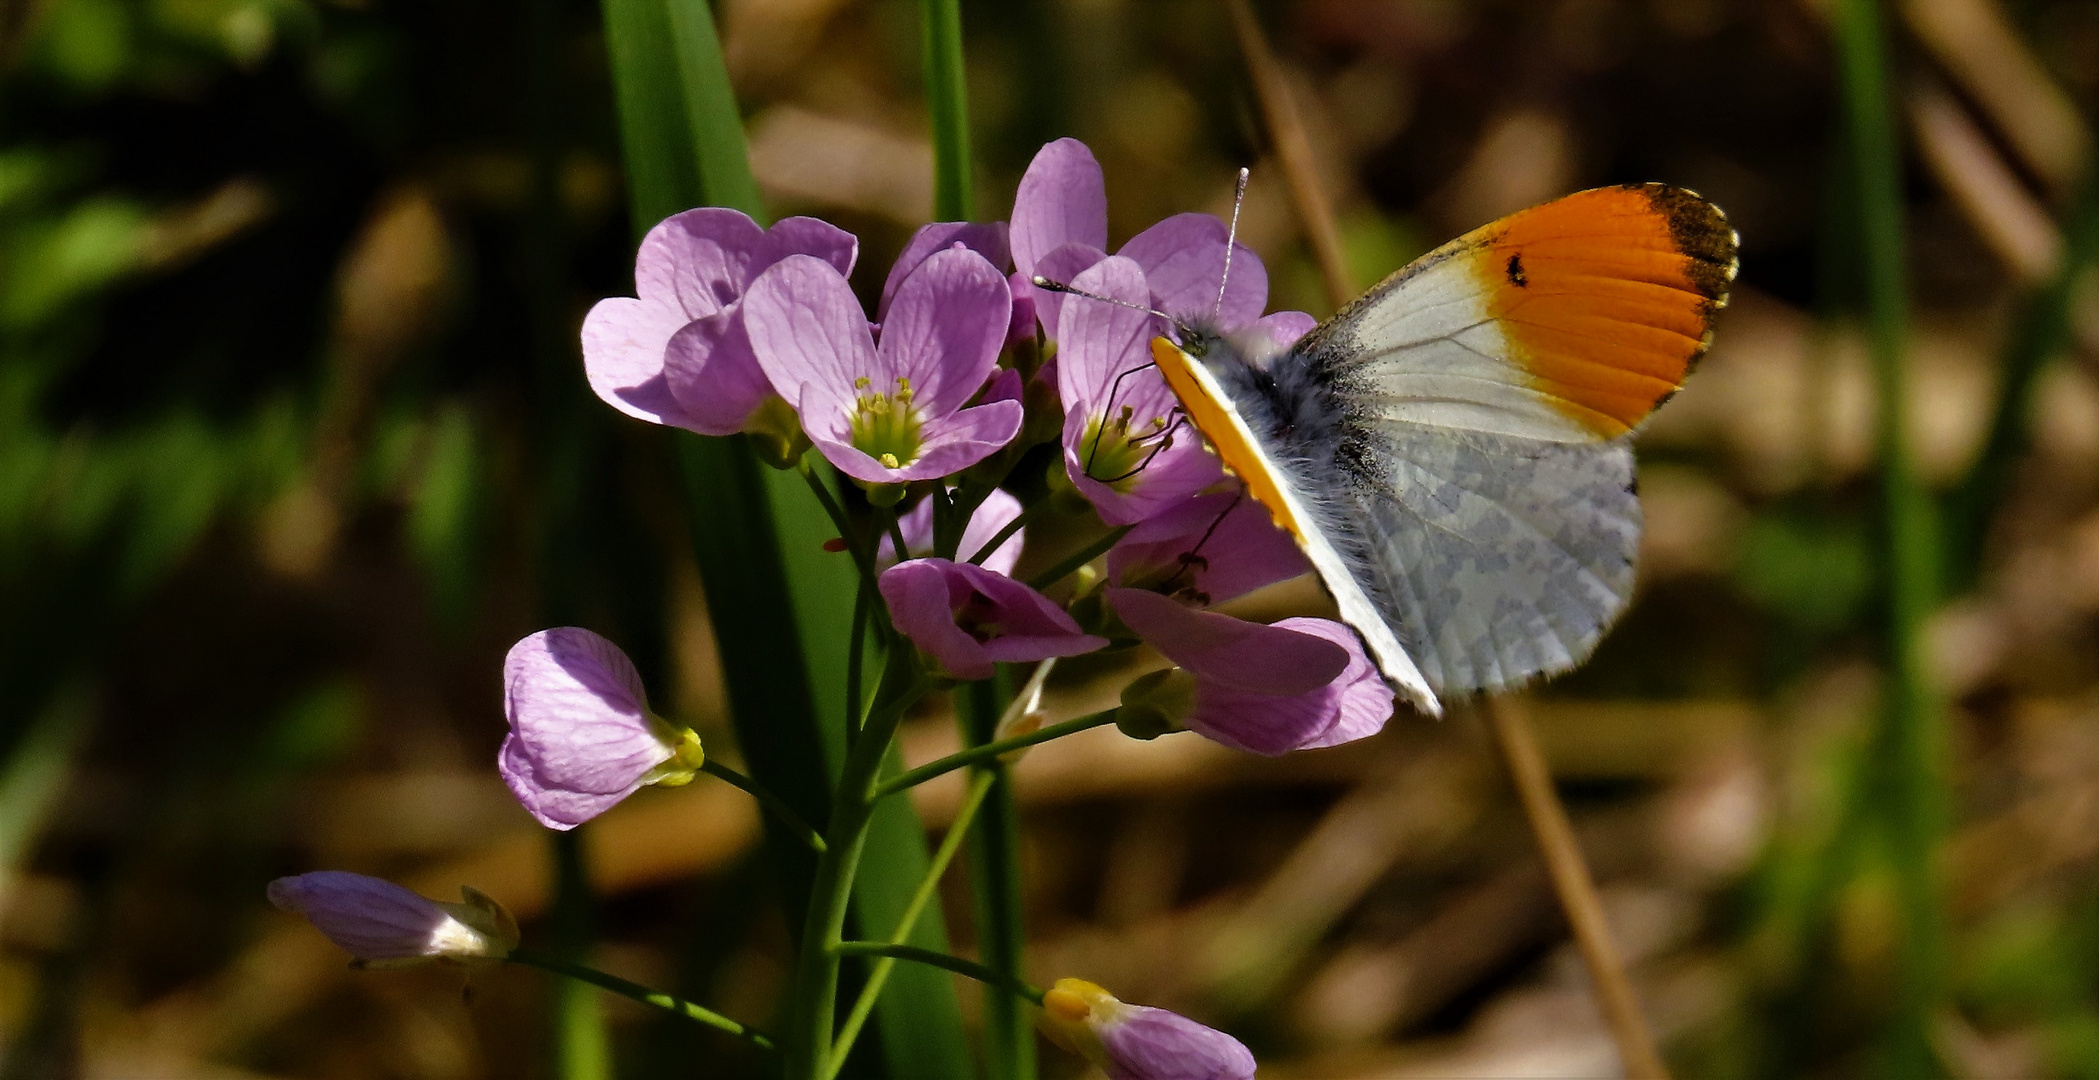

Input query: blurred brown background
[2,0,2097,1076]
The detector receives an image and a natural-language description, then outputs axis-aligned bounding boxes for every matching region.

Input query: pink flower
[500,628,704,830]
[1108,589,1392,755]
[1037,978,1255,1080]
[1010,138,1269,335]
[267,872,518,967]
[1056,257,1224,524]
[582,208,855,435]
[881,559,1108,680]
[1107,492,1307,606]
[879,487,1029,577]
[744,247,1022,485]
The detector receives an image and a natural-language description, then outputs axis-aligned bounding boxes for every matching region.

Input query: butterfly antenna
[1212,166,1250,323]
[1032,276,1173,322]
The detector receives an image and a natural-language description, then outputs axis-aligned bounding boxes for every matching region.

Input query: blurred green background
[2,0,2097,1076]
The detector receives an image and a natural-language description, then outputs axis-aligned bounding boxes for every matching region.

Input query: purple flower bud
[1037,978,1255,1080]
[501,628,703,830]
[267,871,518,967]
[880,558,1108,681]
[1107,589,1394,754]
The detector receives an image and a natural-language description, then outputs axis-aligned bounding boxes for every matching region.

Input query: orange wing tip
[1632,183,1740,304]
[1475,184,1739,435]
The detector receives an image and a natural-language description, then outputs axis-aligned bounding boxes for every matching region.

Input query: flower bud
[1114,668,1193,741]
[502,628,705,829]
[741,394,811,470]
[1037,977,1255,1080]
[268,872,519,968]
[1019,369,1065,447]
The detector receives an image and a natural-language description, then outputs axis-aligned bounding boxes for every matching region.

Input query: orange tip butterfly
[1143,184,1739,717]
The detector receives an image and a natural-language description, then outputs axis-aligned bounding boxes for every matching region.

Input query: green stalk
[835,943,1046,1006]
[873,709,1118,799]
[511,949,778,1050]
[1028,526,1135,591]
[549,832,612,1080]
[1945,168,2099,586]
[701,757,827,852]
[829,770,997,1077]
[918,0,974,220]
[786,665,930,1080]
[1832,0,1945,1071]
[961,675,1035,1080]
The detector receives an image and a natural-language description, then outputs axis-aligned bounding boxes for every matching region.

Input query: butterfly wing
[1296,183,1736,696]
[1152,184,1735,706]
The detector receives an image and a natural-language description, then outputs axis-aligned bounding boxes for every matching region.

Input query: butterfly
[1143,184,1738,717]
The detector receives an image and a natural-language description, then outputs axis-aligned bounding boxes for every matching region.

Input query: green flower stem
[796,456,872,579]
[826,769,998,1078]
[509,949,777,1051]
[784,662,931,1080]
[872,709,1117,801]
[847,580,870,738]
[699,757,826,853]
[1833,0,1945,1070]
[1027,525,1135,591]
[961,672,1035,1080]
[834,943,1045,1007]
[887,515,912,569]
[965,496,1051,567]
[918,0,974,221]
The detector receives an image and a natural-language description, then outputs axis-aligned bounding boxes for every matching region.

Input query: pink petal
[500,734,639,830]
[266,871,460,961]
[1250,309,1316,353]
[1118,213,1267,330]
[1054,256,1166,422]
[502,629,670,800]
[1275,618,1393,749]
[663,308,775,435]
[959,487,1027,576]
[1067,443,1224,527]
[1027,241,1108,338]
[880,221,1012,320]
[882,559,1106,680]
[1096,1006,1258,1080]
[754,215,858,279]
[877,247,1012,418]
[979,367,1023,406]
[880,487,1027,577]
[1106,589,1346,696]
[814,398,1022,484]
[580,295,707,430]
[636,207,767,319]
[1108,491,1307,605]
[743,254,880,428]
[1011,138,1108,278]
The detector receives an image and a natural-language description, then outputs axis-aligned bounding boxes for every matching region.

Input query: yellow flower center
[849,375,924,471]
[1079,405,1173,492]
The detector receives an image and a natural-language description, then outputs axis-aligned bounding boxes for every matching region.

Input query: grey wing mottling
[1340,423,1641,696]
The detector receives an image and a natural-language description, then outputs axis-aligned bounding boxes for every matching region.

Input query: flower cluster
[565,137,1393,767]
[272,138,1389,1080]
